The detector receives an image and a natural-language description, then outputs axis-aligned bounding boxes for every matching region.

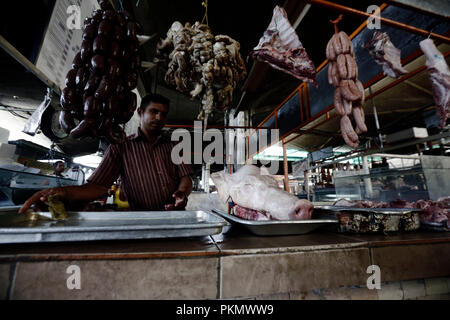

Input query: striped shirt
[88,129,193,210]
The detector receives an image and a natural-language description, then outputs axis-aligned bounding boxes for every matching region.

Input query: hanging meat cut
[420,39,450,128]
[363,32,408,79]
[249,6,317,84]
[211,165,314,221]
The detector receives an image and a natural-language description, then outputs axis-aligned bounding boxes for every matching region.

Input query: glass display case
[333,155,449,202]
[0,168,78,206]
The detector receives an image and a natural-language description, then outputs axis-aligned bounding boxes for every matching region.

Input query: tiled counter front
[0,232,449,300]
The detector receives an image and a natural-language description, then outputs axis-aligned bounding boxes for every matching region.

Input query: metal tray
[420,220,449,232]
[212,209,338,236]
[314,206,421,233]
[0,207,228,243]
[316,206,422,214]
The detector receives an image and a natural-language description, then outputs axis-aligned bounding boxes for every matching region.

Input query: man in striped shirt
[19,94,193,213]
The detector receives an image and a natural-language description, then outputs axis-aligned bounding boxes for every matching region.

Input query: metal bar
[302,0,450,44]
[0,105,35,112]
[293,4,312,29]
[368,86,383,148]
[283,140,290,192]
[299,86,304,122]
[371,153,420,159]
[0,35,60,95]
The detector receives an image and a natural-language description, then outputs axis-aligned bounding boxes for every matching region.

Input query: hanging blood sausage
[61,5,141,144]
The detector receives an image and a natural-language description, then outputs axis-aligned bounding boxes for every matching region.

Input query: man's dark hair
[140,93,170,111]
[53,161,64,169]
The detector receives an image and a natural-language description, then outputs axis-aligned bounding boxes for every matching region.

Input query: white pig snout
[290,200,314,220]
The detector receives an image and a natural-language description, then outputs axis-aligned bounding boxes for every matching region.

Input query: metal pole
[283,140,290,192]
[369,86,384,149]
[362,156,373,199]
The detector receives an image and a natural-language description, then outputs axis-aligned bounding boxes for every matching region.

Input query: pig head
[211,165,313,220]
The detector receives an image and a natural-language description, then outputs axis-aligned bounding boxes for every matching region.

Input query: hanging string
[201,0,209,26]
[330,14,343,34]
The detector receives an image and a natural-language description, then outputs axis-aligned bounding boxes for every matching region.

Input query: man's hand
[164,190,188,211]
[19,187,66,214]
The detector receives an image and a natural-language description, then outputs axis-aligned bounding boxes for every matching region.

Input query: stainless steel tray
[316,206,422,214]
[0,207,228,243]
[420,220,450,232]
[212,209,338,236]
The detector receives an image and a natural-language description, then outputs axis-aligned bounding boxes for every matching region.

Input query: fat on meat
[363,32,408,78]
[249,6,317,85]
[420,39,450,128]
[211,165,314,220]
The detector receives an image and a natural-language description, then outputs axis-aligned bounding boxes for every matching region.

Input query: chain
[201,0,209,26]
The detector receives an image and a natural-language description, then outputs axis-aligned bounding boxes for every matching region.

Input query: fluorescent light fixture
[73,154,103,168]
[253,144,308,161]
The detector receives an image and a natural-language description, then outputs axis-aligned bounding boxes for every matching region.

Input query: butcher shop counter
[0,229,449,300]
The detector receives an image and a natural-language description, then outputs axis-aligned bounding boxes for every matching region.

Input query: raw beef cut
[211,165,314,221]
[420,39,450,128]
[363,32,408,79]
[249,6,317,84]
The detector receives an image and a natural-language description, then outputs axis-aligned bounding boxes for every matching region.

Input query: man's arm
[178,175,193,196]
[19,183,109,214]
